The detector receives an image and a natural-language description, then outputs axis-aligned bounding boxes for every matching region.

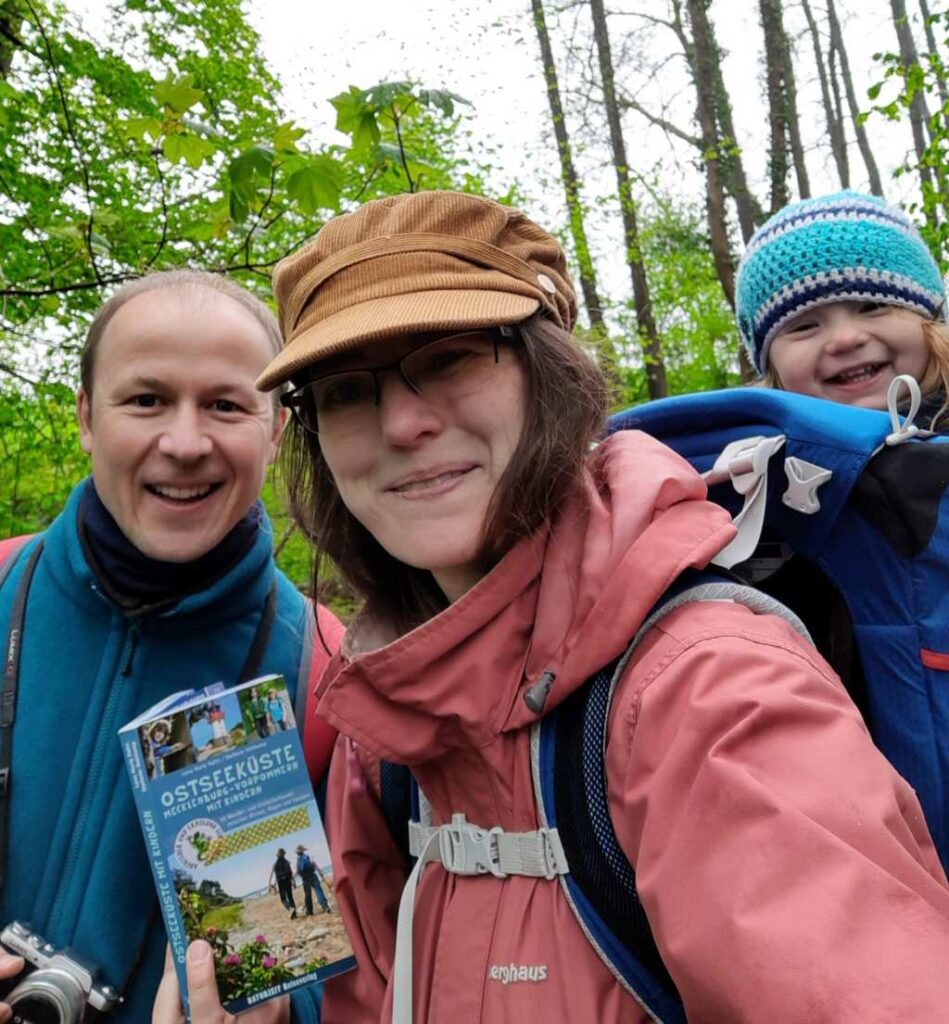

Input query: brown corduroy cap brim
[257,190,577,391]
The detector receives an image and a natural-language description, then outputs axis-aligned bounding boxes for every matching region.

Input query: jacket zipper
[121,621,141,677]
[46,615,138,937]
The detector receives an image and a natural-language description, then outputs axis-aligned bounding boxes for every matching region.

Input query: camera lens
[8,992,66,1024]
[7,971,86,1024]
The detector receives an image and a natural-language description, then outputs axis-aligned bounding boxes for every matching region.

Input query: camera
[0,922,120,1024]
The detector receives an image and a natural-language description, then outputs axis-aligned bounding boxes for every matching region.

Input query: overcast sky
[69,0,919,312]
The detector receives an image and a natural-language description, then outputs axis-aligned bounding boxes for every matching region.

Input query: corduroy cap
[257,190,577,390]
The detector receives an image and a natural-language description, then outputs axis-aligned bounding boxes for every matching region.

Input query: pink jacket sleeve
[607,600,949,1024]
[320,736,405,1023]
[301,603,345,787]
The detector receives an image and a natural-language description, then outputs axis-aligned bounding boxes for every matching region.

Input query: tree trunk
[683,0,755,380]
[530,0,623,397]
[705,17,765,240]
[529,0,606,332]
[777,1,811,197]
[0,1,24,80]
[890,0,934,194]
[827,0,884,194]
[589,0,667,399]
[759,0,791,212]
[918,0,949,134]
[802,0,850,187]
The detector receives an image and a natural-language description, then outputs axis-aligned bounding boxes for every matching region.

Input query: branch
[389,102,415,193]
[228,163,279,267]
[273,521,296,559]
[0,274,133,298]
[22,0,104,284]
[0,18,41,59]
[142,153,170,271]
[0,360,42,387]
[618,91,700,146]
[350,163,383,203]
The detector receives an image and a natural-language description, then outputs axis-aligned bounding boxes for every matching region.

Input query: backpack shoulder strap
[530,571,810,1024]
[297,600,343,789]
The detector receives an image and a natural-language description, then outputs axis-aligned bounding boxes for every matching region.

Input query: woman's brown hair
[280,314,609,633]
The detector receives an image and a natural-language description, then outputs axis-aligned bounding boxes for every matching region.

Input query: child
[146,719,174,776]
[736,190,948,426]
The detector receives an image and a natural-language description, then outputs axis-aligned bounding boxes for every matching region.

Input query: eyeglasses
[281,328,515,435]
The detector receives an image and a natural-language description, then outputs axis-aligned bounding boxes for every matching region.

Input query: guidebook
[119,673,355,1018]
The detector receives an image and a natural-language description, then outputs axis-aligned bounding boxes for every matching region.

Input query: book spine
[119,727,191,1014]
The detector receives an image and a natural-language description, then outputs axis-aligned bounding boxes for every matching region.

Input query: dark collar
[78,480,262,612]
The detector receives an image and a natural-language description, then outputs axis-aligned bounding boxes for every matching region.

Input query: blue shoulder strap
[531,570,810,1023]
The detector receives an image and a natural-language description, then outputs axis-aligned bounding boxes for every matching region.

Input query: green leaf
[418,88,470,116]
[154,72,204,115]
[162,132,214,167]
[330,85,371,133]
[352,114,381,155]
[228,144,275,188]
[867,83,883,100]
[228,189,249,224]
[273,121,305,152]
[365,80,414,109]
[286,157,342,215]
[122,116,163,142]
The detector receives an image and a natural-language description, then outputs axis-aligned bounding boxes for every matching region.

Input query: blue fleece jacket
[0,481,322,1023]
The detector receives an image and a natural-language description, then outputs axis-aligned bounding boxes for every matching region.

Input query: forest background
[0,0,946,600]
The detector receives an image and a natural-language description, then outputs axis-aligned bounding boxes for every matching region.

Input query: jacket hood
[317,431,735,762]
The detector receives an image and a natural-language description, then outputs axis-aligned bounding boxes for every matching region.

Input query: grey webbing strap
[392,813,568,1024]
[407,816,568,879]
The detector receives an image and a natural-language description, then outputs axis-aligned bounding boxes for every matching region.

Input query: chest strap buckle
[408,812,568,880]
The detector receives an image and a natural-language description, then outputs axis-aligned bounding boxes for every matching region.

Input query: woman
[186,190,948,1024]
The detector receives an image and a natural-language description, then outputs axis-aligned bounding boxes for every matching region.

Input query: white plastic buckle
[782,457,833,514]
[539,829,565,880]
[706,434,786,569]
[885,373,922,446]
[437,814,506,877]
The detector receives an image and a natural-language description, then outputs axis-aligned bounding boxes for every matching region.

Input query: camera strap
[0,538,44,889]
[0,537,279,1003]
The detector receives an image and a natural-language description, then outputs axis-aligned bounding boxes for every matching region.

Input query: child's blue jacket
[0,480,322,1023]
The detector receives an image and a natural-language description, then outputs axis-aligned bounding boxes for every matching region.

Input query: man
[295,844,330,916]
[0,271,341,1024]
[269,848,298,920]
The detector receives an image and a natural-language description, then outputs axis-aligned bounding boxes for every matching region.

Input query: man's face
[77,288,284,563]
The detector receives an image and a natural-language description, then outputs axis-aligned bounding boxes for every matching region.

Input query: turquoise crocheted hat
[736,190,946,372]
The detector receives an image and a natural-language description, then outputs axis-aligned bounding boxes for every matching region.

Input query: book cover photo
[120,673,355,1017]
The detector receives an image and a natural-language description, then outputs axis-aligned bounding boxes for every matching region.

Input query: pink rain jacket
[317,432,949,1023]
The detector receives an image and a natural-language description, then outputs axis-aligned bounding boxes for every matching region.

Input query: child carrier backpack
[612,376,949,874]
[380,375,949,1024]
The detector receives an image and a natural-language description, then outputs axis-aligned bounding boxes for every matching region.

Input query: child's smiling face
[768,300,931,409]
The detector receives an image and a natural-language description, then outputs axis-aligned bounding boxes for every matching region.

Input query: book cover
[120,673,355,1017]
